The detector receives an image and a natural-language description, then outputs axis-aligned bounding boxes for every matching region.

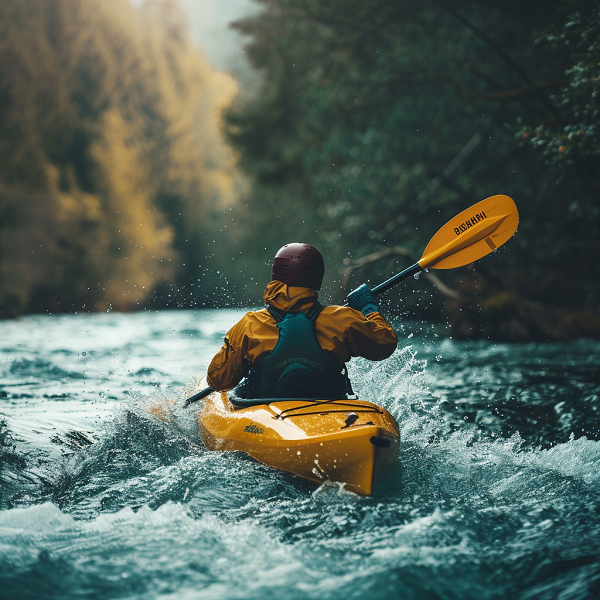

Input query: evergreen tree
[223,0,600,339]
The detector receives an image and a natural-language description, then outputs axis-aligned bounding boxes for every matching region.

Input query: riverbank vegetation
[224,0,600,341]
[1,0,598,341]
[0,0,242,316]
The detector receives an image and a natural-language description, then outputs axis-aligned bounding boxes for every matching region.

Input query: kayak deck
[197,390,399,495]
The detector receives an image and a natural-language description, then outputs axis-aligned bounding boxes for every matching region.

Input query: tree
[223,0,600,339]
[0,0,241,316]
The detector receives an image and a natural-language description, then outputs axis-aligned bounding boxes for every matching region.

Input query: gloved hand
[347,284,379,316]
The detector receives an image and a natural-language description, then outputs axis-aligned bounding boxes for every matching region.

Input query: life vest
[236,302,351,400]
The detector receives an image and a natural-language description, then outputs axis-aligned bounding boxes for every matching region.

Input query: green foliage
[519,9,600,168]
[223,0,600,318]
[2,0,598,334]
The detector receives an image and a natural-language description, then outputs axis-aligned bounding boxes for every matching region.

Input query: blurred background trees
[224,0,600,340]
[0,0,242,316]
[1,0,598,340]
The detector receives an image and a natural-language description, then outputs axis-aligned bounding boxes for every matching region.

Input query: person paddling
[207,243,397,400]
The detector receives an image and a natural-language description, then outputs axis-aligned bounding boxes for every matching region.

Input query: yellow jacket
[207,281,398,391]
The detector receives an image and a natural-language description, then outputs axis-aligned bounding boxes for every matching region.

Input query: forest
[1,0,599,341]
[0,0,243,316]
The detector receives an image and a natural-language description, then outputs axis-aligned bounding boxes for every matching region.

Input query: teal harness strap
[241,302,350,400]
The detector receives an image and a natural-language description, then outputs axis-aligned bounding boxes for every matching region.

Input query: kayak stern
[198,392,399,495]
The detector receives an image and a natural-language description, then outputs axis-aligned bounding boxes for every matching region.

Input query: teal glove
[347,284,379,316]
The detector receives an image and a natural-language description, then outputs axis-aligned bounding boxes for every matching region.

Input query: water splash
[1,312,600,600]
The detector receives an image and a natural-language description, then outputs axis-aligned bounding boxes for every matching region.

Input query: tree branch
[440,3,534,87]
[439,3,564,123]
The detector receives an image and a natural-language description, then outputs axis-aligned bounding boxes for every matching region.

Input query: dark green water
[1,311,599,599]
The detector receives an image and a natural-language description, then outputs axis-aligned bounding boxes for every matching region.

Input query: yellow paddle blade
[418,195,519,270]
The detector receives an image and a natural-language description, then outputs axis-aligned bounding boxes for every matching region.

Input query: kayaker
[207,243,398,399]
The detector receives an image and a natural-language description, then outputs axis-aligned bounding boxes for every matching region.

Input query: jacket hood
[263,280,318,312]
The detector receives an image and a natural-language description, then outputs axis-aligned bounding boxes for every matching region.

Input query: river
[1,309,599,599]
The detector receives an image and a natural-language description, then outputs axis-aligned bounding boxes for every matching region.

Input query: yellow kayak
[149,383,399,495]
[195,387,399,495]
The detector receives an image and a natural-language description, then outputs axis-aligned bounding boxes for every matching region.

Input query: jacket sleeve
[315,306,398,362]
[343,309,398,361]
[206,317,251,391]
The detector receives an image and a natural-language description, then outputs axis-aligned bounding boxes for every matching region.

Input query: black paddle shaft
[371,262,421,298]
[184,386,214,408]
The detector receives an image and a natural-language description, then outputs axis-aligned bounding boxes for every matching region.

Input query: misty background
[1,0,598,341]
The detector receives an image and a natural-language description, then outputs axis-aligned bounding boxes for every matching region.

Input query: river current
[1,309,599,599]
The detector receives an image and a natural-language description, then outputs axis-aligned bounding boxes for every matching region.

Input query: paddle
[184,387,214,407]
[371,194,519,297]
[184,195,518,407]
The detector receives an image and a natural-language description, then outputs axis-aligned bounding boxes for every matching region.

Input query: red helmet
[272,243,325,290]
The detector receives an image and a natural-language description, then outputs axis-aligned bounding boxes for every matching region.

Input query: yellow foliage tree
[0,0,241,316]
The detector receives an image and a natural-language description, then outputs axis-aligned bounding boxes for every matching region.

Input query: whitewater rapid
[1,310,599,599]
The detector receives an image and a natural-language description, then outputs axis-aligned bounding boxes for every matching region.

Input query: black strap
[305,301,324,321]
[265,304,286,323]
[266,301,323,323]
